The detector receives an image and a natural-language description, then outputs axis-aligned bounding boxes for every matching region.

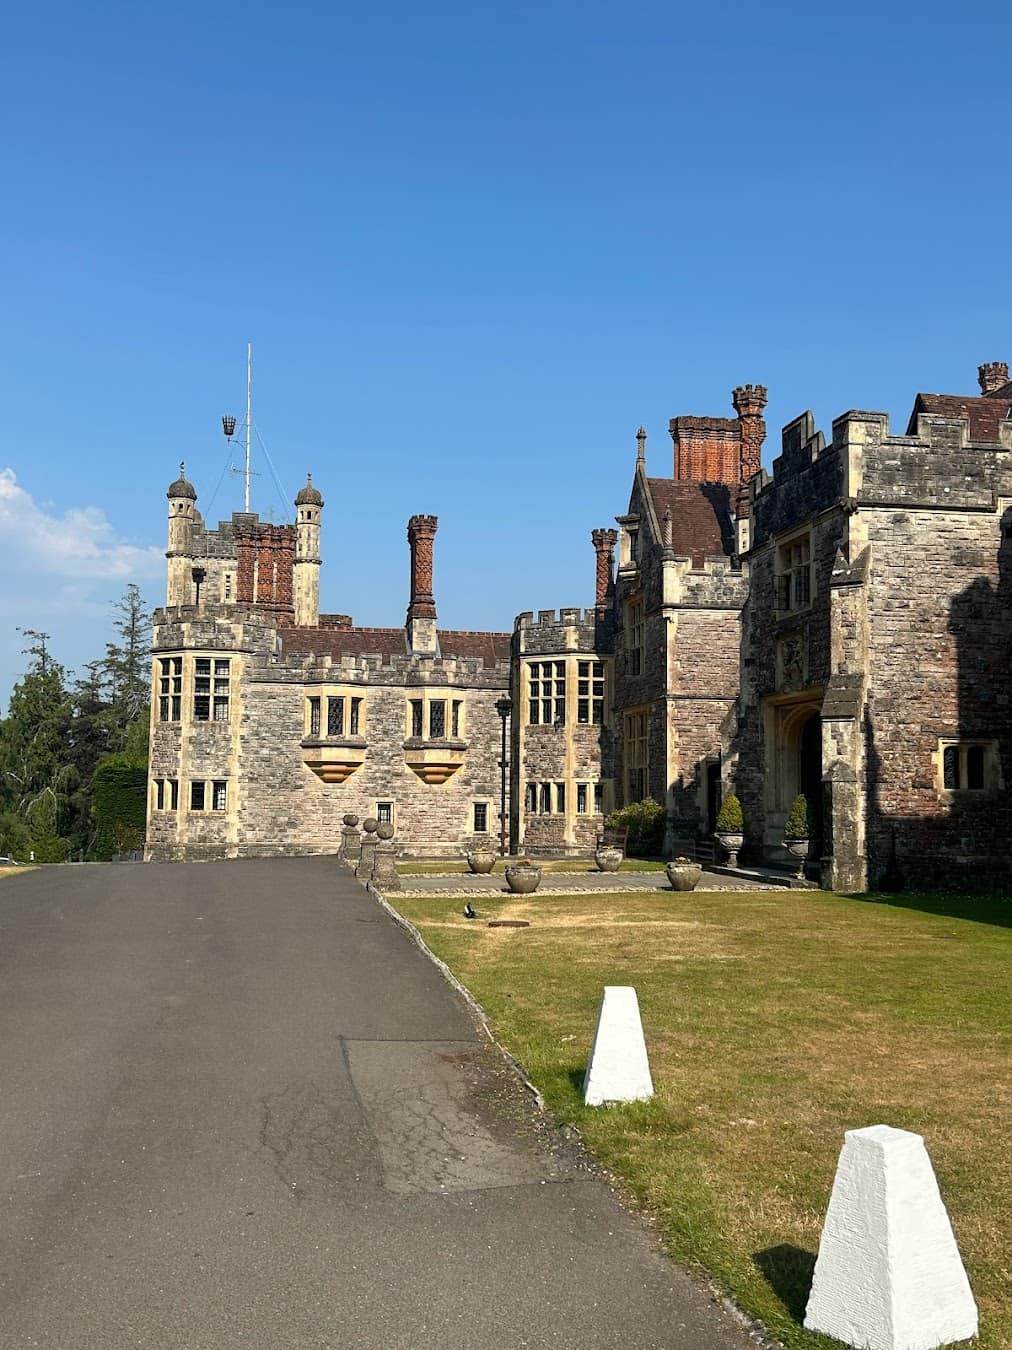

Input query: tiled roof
[439,630,512,665]
[281,626,510,666]
[906,392,1012,442]
[645,479,734,567]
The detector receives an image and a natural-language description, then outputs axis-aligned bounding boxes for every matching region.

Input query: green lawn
[392,886,1011,1349]
[396,857,666,874]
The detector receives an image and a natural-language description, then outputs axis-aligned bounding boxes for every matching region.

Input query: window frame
[624,708,649,803]
[626,599,645,677]
[405,690,463,741]
[938,739,999,795]
[528,660,566,726]
[775,529,814,615]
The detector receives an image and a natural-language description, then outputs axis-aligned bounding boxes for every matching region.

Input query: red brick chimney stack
[978,362,1009,395]
[591,528,618,606]
[732,384,768,482]
[406,514,438,621]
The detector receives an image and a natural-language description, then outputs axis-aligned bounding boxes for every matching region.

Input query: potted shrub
[466,845,497,874]
[714,792,744,867]
[783,793,811,880]
[665,855,703,891]
[504,856,542,894]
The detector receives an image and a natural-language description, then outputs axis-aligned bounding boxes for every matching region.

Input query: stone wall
[736,400,1012,890]
[613,465,745,846]
[147,601,512,860]
[512,608,614,855]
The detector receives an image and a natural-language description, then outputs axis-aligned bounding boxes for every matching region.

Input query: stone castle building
[149,477,513,859]
[148,362,1012,892]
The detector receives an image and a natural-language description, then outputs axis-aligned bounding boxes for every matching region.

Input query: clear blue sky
[2,0,1009,704]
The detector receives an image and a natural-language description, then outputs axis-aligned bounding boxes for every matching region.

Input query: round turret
[295,473,323,507]
[167,462,197,500]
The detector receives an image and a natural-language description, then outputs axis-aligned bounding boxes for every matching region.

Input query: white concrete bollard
[804,1124,978,1350]
[582,986,654,1107]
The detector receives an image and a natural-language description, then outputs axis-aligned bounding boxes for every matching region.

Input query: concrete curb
[364,873,783,1350]
[364,879,546,1111]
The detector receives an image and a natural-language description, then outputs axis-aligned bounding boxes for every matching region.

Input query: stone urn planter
[665,858,703,892]
[466,848,497,875]
[784,837,810,881]
[595,846,623,873]
[783,794,813,882]
[715,831,744,868]
[504,860,542,894]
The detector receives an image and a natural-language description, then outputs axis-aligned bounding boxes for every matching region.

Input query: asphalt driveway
[0,859,755,1349]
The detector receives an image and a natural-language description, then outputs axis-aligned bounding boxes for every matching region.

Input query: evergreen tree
[0,588,153,861]
[0,630,76,854]
[95,585,152,750]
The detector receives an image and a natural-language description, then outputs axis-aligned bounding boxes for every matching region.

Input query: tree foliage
[715,791,744,834]
[91,754,148,860]
[784,793,812,840]
[605,797,666,857]
[0,589,152,860]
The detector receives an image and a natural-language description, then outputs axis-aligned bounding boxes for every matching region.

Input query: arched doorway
[799,712,823,852]
[762,695,824,851]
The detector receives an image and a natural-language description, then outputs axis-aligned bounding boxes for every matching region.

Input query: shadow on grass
[753,1244,816,1324]
[849,890,1012,929]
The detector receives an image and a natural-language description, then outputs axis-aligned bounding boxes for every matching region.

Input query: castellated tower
[293,474,323,627]
[166,463,197,606]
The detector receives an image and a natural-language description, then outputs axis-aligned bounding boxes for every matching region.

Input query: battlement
[666,552,738,575]
[252,648,509,686]
[154,601,275,626]
[513,607,602,631]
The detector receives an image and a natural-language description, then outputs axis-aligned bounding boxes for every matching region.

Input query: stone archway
[762,693,824,850]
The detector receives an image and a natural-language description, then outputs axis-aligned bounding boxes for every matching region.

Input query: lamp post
[495,694,512,856]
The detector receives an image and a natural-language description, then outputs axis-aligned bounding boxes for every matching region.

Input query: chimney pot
[732,383,768,482]
[406,514,438,623]
[591,527,619,606]
[978,361,1009,395]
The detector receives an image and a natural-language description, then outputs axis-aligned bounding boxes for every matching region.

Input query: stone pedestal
[372,823,400,891]
[583,986,653,1107]
[356,818,378,879]
[340,813,361,864]
[805,1125,977,1350]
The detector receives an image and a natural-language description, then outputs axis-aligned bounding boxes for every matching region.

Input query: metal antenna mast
[244,342,252,512]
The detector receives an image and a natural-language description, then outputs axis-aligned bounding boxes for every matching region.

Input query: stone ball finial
[376,822,395,840]
[342,813,360,827]
[362,817,379,834]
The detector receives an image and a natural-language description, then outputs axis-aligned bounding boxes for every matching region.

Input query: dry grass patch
[393,886,1011,1349]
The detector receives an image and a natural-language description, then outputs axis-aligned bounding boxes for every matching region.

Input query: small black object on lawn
[463,902,477,919]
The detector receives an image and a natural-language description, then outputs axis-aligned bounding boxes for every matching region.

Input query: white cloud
[0,467,164,580]
[0,469,166,708]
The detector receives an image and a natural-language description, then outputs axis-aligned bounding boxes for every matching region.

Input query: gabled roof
[644,479,734,567]
[281,626,511,667]
[906,392,1012,442]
